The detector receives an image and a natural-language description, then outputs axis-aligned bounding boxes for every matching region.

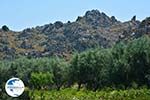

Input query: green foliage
[50,58,68,90]
[30,88,150,100]
[110,42,127,86]
[0,35,150,97]
[7,57,53,86]
[30,72,53,89]
[69,48,112,90]
[108,36,150,88]
[0,61,11,88]
[124,36,150,86]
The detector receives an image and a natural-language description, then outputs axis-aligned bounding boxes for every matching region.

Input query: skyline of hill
[0,9,149,60]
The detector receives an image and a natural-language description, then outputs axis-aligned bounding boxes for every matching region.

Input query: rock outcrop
[0,9,149,60]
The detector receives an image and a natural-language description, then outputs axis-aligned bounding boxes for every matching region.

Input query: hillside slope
[0,10,149,60]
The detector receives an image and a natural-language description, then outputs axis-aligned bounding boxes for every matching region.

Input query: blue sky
[0,0,149,31]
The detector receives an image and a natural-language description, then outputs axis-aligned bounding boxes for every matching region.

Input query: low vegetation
[30,88,150,100]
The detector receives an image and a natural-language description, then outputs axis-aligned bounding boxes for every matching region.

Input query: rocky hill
[0,10,149,60]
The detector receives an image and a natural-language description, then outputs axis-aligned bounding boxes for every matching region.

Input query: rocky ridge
[0,10,149,60]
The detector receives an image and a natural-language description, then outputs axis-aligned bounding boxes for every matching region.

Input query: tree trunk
[78,83,81,91]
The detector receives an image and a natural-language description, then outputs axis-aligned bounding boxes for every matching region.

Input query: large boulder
[2,25,9,32]
[54,21,63,29]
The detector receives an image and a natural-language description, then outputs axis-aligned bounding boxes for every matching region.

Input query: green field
[29,88,150,100]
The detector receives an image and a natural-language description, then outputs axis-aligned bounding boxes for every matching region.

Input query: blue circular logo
[5,78,25,97]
